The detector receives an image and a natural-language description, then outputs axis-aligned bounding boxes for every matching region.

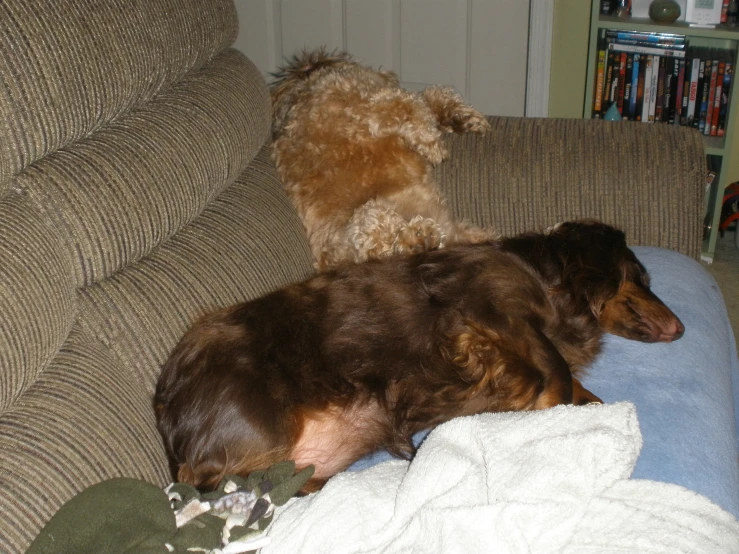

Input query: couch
[1,1,737,552]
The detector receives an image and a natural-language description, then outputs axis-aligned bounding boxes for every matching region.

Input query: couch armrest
[435,117,706,259]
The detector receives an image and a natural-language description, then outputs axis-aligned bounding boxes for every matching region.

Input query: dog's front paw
[450,108,491,135]
[395,216,445,255]
[422,86,490,135]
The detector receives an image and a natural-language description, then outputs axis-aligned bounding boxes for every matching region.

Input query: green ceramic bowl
[649,0,681,23]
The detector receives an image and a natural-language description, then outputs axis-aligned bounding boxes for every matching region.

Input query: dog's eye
[625,298,642,316]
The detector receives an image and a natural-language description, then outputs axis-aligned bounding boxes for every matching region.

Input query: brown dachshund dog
[155,220,684,491]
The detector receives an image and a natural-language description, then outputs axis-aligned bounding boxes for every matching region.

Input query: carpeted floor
[705,230,739,344]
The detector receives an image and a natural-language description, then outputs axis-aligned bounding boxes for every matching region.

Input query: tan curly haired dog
[270,48,496,270]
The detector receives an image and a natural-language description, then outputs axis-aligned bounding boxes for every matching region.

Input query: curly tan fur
[270,48,495,270]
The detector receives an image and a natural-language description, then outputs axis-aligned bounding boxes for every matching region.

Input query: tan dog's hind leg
[422,86,491,135]
[347,183,450,261]
[344,179,497,264]
[379,182,497,249]
[344,201,409,263]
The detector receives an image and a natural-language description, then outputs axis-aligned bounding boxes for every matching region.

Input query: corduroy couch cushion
[0,1,314,552]
[435,117,705,259]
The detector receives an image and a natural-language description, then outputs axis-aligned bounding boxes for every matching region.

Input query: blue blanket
[350,247,739,518]
[583,246,739,517]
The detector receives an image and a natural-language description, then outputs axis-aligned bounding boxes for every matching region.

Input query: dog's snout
[661,317,685,342]
[647,314,685,342]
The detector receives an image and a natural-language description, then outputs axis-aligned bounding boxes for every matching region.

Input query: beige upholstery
[0,2,313,551]
[437,117,706,259]
[0,1,706,552]
[0,0,238,188]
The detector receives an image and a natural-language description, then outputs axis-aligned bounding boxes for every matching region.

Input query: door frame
[526,0,554,117]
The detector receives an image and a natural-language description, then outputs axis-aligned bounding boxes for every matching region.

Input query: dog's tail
[270,47,352,86]
[269,47,353,137]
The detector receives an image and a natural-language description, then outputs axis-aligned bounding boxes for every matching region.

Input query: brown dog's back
[155,245,563,488]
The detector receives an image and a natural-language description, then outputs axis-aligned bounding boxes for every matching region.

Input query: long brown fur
[155,220,684,492]
[270,48,495,271]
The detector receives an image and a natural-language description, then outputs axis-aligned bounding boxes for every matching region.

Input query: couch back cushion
[0,1,314,552]
[435,117,706,259]
[0,0,237,187]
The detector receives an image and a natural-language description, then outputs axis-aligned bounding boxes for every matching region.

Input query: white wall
[232,0,532,117]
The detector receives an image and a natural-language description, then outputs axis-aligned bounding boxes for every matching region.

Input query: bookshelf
[583,4,739,262]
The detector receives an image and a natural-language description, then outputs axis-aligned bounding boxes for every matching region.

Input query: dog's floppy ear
[549,221,625,315]
[580,270,622,318]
